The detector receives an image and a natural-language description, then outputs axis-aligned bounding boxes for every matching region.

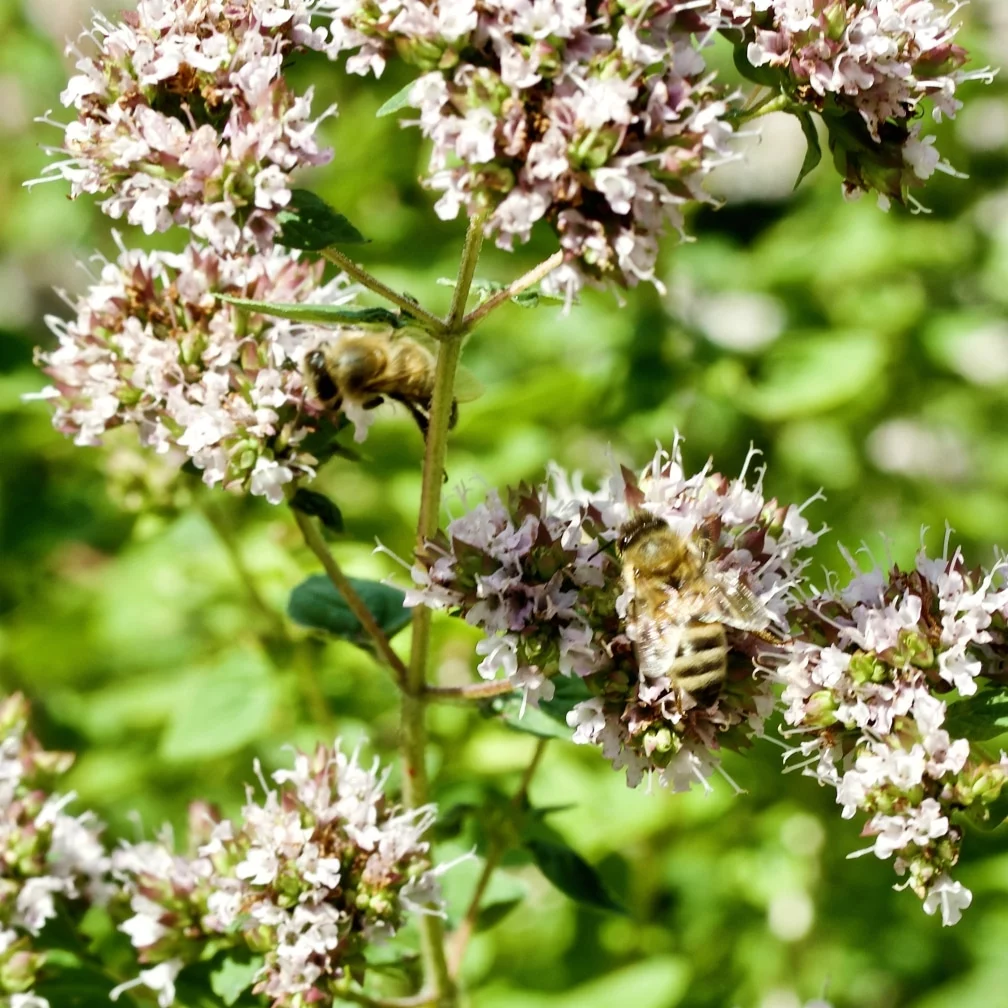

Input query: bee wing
[695,567,773,633]
[399,328,484,403]
[624,568,687,680]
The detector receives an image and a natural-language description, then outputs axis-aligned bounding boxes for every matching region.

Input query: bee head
[616,511,669,555]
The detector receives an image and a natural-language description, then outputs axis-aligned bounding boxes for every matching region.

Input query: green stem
[424,678,520,702]
[461,249,564,331]
[339,988,437,1008]
[448,739,549,976]
[403,213,487,1007]
[292,508,410,688]
[738,92,794,122]
[321,248,449,336]
[200,498,286,640]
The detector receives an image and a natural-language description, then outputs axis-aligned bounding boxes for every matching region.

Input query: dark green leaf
[731,43,780,88]
[276,189,367,250]
[290,488,344,534]
[218,295,404,329]
[475,896,524,932]
[793,110,823,189]
[210,954,264,1006]
[525,838,625,914]
[287,574,411,643]
[376,81,416,117]
[944,689,1008,741]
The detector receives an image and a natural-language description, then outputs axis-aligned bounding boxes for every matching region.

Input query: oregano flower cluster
[409,443,824,792]
[33,240,369,504]
[776,541,1008,924]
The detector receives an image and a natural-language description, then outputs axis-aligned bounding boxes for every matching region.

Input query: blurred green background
[3,1,1008,1006]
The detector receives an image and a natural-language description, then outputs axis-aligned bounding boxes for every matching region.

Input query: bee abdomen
[667,622,728,695]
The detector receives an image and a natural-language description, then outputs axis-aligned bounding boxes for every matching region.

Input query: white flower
[922,874,973,926]
[111,960,183,1008]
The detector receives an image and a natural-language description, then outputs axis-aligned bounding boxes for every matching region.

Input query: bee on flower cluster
[616,512,776,700]
[305,328,482,439]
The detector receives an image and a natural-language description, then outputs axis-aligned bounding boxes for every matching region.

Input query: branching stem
[292,508,410,688]
[448,739,549,976]
[462,249,565,331]
[322,248,449,336]
[424,679,520,702]
[402,212,487,1007]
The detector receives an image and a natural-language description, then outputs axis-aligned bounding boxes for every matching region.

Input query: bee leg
[447,398,459,430]
[393,396,430,440]
[362,395,384,410]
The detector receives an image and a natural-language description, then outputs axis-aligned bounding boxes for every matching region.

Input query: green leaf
[944,689,1008,741]
[159,650,279,762]
[741,331,887,421]
[210,954,264,1006]
[290,488,344,534]
[485,675,593,740]
[35,965,126,1007]
[276,189,367,250]
[376,80,416,117]
[443,277,565,309]
[525,838,625,914]
[218,295,404,329]
[793,110,822,189]
[287,574,411,644]
[487,696,574,740]
[475,896,524,932]
[731,42,780,88]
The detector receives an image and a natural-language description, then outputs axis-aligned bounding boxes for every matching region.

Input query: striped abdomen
[667,621,728,696]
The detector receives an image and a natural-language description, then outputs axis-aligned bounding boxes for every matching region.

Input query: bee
[304,329,482,439]
[616,512,774,700]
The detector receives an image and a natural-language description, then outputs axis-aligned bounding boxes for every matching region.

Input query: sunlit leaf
[376,80,416,117]
[218,295,404,329]
[276,189,367,250]
[160,650,279,762]
[210,953,264,1006]
[945,689,1008,741]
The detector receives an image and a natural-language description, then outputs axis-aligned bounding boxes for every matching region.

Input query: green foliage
[5,5,1008,1007]
[219,295,406,329]
[290,488,345,534]
[287,574,411,642]
[275,189,368,250]
[945,689,1008,741]
[524,838,625,914]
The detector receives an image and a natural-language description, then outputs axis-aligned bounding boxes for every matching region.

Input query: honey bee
[616,512,774,700]
[304,329,482,439]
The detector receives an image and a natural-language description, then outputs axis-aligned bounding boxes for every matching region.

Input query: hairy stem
[425,678,520,702]
[322,248,448,336]
[292,508,410,687]
[448,739,549,976]
[402,213,487,1006]
[462,249,565,331]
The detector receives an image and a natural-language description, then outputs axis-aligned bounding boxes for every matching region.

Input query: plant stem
[402,213,487,1007]
[340,989,437,1008]
[292,508,410,688]
[448,739,549,976]
[740,92,794,122]
[424,678,520,702]
[322,248,449,336]
[200,499,286,640]
[461,249,565,331]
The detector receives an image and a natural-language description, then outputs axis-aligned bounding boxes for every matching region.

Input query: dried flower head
[728,0,995,206]
[0,695,109,1008]
[32,0,335,250]
[317,0,738,296]
[112,742,446,1006]
[776,534,1008,924]
[410,440,823,791]
[33,239,379,505]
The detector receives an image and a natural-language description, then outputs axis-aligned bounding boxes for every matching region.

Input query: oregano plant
[11,1,1006,1006]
